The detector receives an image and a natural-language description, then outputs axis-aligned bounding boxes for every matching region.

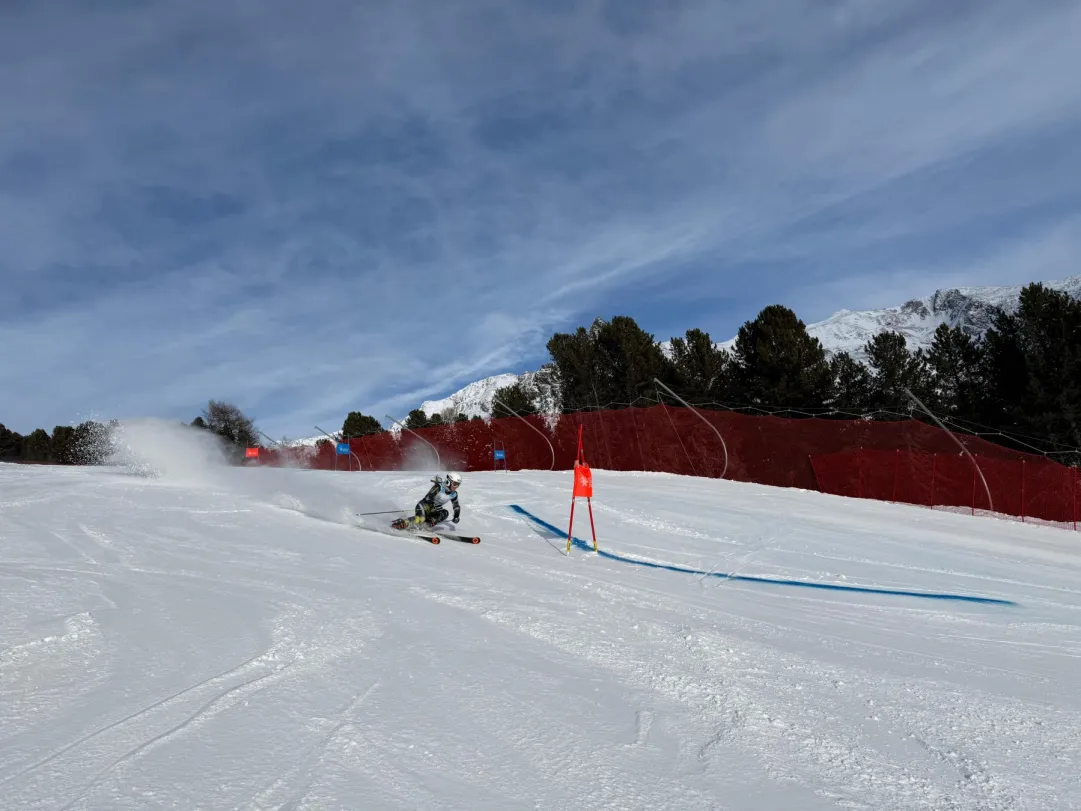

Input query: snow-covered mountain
[420,368,560,420]
[416,274,1081,416]
[420,373,522,419]
[263,434,329,447]
[719,274,1081,362]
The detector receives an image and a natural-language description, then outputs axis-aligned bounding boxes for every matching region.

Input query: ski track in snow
[1,463,1080,810]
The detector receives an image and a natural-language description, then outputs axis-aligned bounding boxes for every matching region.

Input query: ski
[386,521,441,547]
[386,518,476,544]
[434,532,481,544]
[396,527,440,544]
[380,520,440,544]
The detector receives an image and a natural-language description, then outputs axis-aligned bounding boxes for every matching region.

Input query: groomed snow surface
[2,425,1080,810]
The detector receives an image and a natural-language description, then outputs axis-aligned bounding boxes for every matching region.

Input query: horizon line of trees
[0,419,116,465]
[1,401,265,466]
[485,281,1081,464]
[333,281,1079,465]
[5,282,1078,467]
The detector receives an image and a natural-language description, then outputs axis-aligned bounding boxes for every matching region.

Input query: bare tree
[201,400,259,450]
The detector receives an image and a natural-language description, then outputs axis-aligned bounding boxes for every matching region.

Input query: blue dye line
[508,505,1017,607]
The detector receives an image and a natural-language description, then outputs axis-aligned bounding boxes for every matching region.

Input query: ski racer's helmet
[445,472,462,490]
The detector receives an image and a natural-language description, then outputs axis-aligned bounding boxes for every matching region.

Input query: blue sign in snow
[336,442,350,455]
[494,449,506,460]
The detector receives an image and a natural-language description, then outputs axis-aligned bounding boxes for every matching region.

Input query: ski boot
[392,516,432,531]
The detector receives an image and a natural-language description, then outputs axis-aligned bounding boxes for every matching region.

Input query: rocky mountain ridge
[417,274,1081,418]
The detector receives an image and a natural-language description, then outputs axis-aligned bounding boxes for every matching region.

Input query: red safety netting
[810,449,1079,525]
[256,405,1079,529]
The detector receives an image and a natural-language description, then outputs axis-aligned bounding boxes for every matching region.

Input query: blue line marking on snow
[508,505,1017,607]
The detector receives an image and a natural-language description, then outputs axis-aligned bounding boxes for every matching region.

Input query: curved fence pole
[903,387,993,514]
[257,430,284,448]
[256,430,286,465]
[313,425,337,441]
[313,424,363,471]
[384,414,441,470]
[652,378,729,480]
[492,399,556,471]
[311,424,342,471]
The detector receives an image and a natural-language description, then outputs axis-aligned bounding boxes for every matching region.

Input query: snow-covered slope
[3,437,1080,809]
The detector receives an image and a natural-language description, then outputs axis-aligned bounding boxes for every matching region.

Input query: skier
[392,472,462,530]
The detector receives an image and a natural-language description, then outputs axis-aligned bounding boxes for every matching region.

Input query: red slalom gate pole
[566,424,599,554]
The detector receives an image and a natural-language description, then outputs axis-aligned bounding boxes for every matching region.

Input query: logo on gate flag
[573,462,593,498]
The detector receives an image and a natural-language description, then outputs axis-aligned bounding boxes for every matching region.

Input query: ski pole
[355,509,409,516]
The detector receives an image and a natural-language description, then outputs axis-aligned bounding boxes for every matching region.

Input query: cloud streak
[2,0,1080,437]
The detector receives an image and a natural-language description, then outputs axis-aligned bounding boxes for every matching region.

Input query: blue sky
[2,0,1081,439]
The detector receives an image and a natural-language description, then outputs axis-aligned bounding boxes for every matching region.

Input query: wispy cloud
[2,0,1080,437]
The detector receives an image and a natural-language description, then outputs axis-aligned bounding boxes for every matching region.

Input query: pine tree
[998,283,1081,451]
[591,316,671,406]
[926,323,981,415]
[21,428,52,462]
[546,317,669,411]
[342,411,383,438]
[72,421,113,465]
[546,321,603,413]
[0,424,23,460]
[492,381,535,418]
[827,352,873,413]
[864,331,931,414]
[977,305,1027,431]
[668,328,731,404]
[404,409,430,430]
[732,305,832,408]
[50,425,76,464]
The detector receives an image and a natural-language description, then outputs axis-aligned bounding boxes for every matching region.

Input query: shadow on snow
[508,504,1017,607]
